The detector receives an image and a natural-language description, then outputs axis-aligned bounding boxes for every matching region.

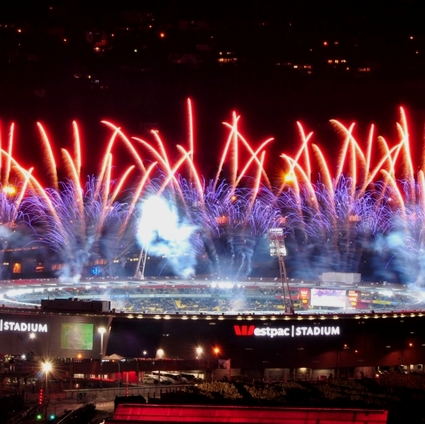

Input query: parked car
[158,375,173,385]
[142,374,159,384]
[151,371,175,384]
[162,373,188,384]
[181,373,203,383]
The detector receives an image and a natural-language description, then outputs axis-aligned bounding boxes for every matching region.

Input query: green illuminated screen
[61,323,93,350]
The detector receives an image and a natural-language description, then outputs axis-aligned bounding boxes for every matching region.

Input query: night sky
[1,0,425,171]
[1,1,425,285]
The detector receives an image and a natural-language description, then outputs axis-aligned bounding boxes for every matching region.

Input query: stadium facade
[1,305,425,382]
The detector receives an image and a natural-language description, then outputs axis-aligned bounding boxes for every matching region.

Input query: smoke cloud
[136,196,197,278]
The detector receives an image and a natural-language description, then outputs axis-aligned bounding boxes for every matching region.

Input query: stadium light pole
[268,227,294,314]
[135,248,148,279]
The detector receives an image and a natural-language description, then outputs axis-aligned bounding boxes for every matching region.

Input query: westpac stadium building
[1,279,425,382]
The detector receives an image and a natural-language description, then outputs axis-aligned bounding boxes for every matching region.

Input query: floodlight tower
[134,248,147,279]
[268,227,294,314]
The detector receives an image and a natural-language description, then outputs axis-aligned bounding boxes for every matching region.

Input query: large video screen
[310,288,347,308]
[61,323,94,350]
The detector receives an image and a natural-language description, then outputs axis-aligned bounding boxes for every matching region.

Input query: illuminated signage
[61,323,93,350]
[311,288,347,308]
[234,324,340,338]
[234,325,255,336]
[0,319,48,333]
[299,288,310,301]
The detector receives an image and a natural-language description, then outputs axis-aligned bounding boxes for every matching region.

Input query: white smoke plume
[136,196,197,278]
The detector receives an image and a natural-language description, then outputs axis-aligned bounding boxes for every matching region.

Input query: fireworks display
[0,103,424,285]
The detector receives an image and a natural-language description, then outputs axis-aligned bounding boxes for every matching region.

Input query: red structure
[38,388,44,405]
[107,404,388,423]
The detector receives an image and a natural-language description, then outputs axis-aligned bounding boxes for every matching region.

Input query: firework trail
[277,177,393,279]
[369,180,425,285]
[0,123,44,278]
[24,177,131,282]
[276,108,425,285]
[3,103,425,286]
[17,120,153,282]
[123,105,425,284]
[130,102,275,279]
[0,184,33,279]
[174,178,282,279]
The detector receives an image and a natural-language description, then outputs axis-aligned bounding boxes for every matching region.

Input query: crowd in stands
[1,281,422,314]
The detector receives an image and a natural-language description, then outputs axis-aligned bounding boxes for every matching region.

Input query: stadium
[1,271,425,383]
[2,106,425,384]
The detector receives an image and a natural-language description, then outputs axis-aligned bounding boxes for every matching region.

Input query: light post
[98,327,106,388]
[401,342,414,373]
[156,349,164,382]
[28,333,36,363]
[212,347,221,381]
[42,362,52,399]
[114,360,121,386]
[336,344,350,379]
[42,360,52,419]
[137,351,147,384]
[195,346,203,359]
[195,346,203,379]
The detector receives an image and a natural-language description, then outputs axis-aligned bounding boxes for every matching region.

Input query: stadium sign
[234,324,340,338]
[0,319,48,333]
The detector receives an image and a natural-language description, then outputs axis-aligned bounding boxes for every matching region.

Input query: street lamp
[156,349,164,382]
[113,360,121,386]
[98,327,106,387]
[195,346,203,359]
[98,327,106,356]
[42,361,52,401]
[212,347,221,381]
